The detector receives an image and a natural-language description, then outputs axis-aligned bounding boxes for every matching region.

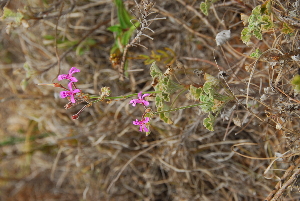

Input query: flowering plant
[60,82,81,103]
[129,92,150,107]
[133,117,150,132]
[57,67,80,82]
[129,92,152,135]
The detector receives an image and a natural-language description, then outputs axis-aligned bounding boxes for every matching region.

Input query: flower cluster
[129,92,151,135]
[58,67,81,103]
[55,67,91,120]
[133,117,150,132]
[129,92,150,107]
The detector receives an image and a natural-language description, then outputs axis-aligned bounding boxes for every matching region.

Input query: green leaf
[203,82,215,97]
[204,73,219,85]
[158,105,173,124]
[20,78,29,91]
[241,28,251,44]
[291,75,300,94]
[145,59,155,65]
[250,48,262,58]
[43,35,55,40]
[261,0,272,14]
[189,85,203,101]
[107,25,122,33]
[203,113,216,131]
[23,62,35,78]
[261,15,273,30]
[114,0,133,29]
[251,5,261,16]
[200,102,214,113]
[199,94,213,104]
[253,29,262,40]
[86,38,96,46]
[200,2,210,16]
[121,24,138,46]
[241,4,274,44]
[155,96,173,124]
[281,23,294,35]
[150,62,163,78]
[199,0,219,16]
[1,7,24,24]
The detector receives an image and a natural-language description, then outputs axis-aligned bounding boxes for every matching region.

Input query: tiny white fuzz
[216,30,231,46]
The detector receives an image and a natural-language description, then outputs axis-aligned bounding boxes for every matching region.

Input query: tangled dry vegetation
[0,0,300,200]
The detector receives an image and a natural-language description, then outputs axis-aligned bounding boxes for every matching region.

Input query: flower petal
[143,117,150,123]
[73,89,81,94]
[60,91,70,98]
[69,67,80,75]
[129,100,137,106]
[133,119,140,125]
[142,125,149,132]
[142,100,149,106]
[67,82,74,91]
[70,94,76,103]
[69,77,78,82]
[138,91,143,99]
[142,93,150,99]
[140,124,149,132]
[58,74,68,81]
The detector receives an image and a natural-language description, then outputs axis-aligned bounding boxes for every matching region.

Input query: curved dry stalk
[107,135,180,193]
[153,7,214,41]
[176,0,217,35]
[265,157,300,201]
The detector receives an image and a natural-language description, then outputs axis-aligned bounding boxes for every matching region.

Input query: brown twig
[265,157,300,201]
[106,135,180,193]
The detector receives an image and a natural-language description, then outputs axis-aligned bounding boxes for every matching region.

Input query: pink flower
[58,67,80,82]
[130,92,150,107]
[133,117,150,132]
[60,82,81,103]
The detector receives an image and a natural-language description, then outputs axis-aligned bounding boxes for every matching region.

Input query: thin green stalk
[152,103,205,114]
[89,91,160,100]
[170,89,187,108]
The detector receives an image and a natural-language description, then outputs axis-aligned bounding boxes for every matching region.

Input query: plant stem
[89,91,160,100]
[152,103,204,114]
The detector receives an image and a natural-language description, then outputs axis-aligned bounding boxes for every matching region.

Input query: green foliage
[21,62,36,91]
[76,38,97,56]
[0,133,54,147]
[291,75,300,94]
[1,7,24,24]
[250,48,262,58]
[200,0,219,16]
[138,47,176,65]
[43,35,96,56]
[115,0,133,29]
[188,74,232,131]
[241,2,274,44]
[108,0,138,54]
[281,23,294,35]
[203,113,216,132]
[150,62,184,124]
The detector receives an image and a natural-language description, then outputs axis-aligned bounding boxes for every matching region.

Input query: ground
[0,0,300,200]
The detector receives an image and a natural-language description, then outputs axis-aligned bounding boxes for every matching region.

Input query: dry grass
[0,0,300,200]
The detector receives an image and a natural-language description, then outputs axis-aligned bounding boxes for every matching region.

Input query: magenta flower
[58,67,80,82]
[133,117,150,132]
[130,92,150,107]
[60,82,81,103]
